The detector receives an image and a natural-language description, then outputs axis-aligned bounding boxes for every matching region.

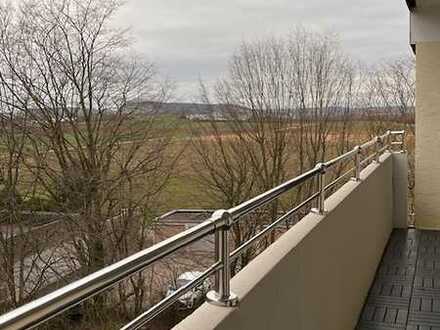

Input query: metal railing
[0,130,406,330]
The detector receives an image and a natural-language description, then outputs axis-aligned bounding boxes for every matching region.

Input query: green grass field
[1,114,413,218]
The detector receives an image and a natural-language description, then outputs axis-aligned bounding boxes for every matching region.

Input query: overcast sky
[115,0,412,102]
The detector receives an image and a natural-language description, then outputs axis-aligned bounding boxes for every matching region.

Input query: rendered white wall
[415,42,440,229]
[410,6,440,44]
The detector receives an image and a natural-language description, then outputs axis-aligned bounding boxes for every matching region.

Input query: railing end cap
[314,162,327,172]
[211,209,233,226]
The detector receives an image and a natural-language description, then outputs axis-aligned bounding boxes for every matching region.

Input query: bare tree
[0,92,66,312]
[363,56,415,136]
[286,28,360,196]
[0,0,178,320]
[192,28,359,271]
[363,56,415,219]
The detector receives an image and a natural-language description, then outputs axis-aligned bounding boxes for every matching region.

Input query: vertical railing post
[353,146,361,181]
[375,136,382,163]
[213,228,221,295]
[206,210,238,307]
[386,130,392,152]
[312,163,327,215]
[400,131,406,152]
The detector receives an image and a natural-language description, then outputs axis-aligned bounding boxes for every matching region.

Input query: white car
[166,271,211,309]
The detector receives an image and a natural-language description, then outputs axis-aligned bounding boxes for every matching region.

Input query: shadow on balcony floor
[357,229,440,330]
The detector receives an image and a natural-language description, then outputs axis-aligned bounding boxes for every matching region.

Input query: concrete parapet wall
[393,152,409,228]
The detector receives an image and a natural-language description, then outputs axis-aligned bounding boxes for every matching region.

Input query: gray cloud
[114,0,412,101]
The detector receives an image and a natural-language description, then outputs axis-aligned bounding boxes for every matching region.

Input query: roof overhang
[407,0,440,54]
[406,0,417,11]
[406,0,417,53]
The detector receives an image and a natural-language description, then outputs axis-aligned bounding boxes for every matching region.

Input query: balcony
[0,131,418,330]
[174,139,410,330]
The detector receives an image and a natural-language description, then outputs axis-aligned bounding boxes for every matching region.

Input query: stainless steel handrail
[0,130,406,330]
[228,167,319,221]
[324,147,358,168]
[360,138,376,149]
[230,191,320,261]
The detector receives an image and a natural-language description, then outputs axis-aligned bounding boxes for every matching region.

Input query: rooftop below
[358,229,440,329]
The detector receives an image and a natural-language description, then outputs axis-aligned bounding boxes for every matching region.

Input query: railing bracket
[310,207,328,215]
[206,290,239,307]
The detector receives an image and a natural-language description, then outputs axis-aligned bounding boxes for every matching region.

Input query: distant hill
[126,101,251,121]
[126,101,238,115]
[125,101,414,121]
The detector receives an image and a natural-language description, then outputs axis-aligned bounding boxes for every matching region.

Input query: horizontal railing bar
[379,131,391,141]
[324,167,355,191]
[121,262,222,330]
[360,153,377,167]
[230,191,320,261]
[324,148,357,168]
[360,139,376,149]
[228,167,319,222]
[391,141,403,145]
[159,209,214,218]
[0,219,219,330]
[391,130,405,135]
[378,145,389,154]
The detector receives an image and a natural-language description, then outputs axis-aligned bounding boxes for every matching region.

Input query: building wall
[415,42,440,229]
[173,153,407,330]
[410,5,440,44]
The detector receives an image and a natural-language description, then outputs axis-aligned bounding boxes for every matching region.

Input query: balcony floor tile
[357,229,440,330]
